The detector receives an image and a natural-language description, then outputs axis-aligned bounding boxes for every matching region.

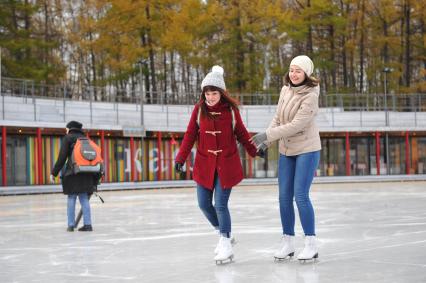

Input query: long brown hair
[283,73,320,87]
[198,86,239,119]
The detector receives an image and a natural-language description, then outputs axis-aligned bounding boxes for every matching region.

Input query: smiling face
[204,90,221,106]
[289,65,307,85]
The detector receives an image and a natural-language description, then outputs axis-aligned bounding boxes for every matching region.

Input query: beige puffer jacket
[265,84,321,156]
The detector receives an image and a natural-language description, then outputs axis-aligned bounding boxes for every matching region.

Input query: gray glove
[250,132,267,148]
[257,142,268,152]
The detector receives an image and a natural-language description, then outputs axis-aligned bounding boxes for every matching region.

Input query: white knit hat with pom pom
[201,65,226,90]
[290,55,314,77]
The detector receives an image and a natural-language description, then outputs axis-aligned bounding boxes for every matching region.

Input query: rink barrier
[0,174,425,196]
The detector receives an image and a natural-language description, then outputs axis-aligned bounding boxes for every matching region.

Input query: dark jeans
[197,175,232,235]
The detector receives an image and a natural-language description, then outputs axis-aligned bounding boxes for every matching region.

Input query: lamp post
[382,67,393,126]
[1,47,3,120]
[382,67,393,175]
[138,59,147,181]
[0,47,2,95]
[138,60,146,127]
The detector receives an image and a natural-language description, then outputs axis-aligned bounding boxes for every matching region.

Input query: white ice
[0,182,426,282]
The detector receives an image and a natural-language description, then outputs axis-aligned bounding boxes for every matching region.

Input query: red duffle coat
[175,101,257,190]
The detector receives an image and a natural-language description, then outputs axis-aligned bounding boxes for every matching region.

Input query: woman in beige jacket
[251,55,321,262]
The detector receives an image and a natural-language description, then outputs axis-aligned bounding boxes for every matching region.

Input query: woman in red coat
[174,65,261,264]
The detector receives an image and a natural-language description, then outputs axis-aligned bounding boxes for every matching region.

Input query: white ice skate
[214,236,234,265]
[274,234,295,261]
[215,235,236,254]
[297,236,318,263]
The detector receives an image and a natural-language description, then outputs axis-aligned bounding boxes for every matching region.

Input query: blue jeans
[278,151,320,236]
[197,175,232,236]
[67,193,91,227]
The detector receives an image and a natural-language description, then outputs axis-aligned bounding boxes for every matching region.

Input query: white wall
[0,95,425,132]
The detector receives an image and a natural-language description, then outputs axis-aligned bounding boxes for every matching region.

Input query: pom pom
[211,65,224,75]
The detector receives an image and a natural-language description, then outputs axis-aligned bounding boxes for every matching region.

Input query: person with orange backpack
[50,121,103,232]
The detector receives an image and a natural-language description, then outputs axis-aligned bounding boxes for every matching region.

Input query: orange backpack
[70,137,104,175]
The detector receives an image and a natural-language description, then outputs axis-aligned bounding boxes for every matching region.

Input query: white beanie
[201,65,226,90]
[290,55,314,77]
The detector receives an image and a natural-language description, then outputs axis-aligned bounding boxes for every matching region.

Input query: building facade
[1,127,425,186]
[1,78,425,186]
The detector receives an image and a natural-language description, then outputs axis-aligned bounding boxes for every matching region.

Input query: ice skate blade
[298,253,318,263]
[215,255,234,265]
[274,252,294,262]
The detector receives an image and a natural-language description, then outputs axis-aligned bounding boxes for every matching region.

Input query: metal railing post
[1,83,4,120]
[166,104,169,127]
[63,84,66,122]
[32,83,36,121]
[116,94,119,125]
[414,94,419,127]
[89,87,93,125]
[366,93,369,111]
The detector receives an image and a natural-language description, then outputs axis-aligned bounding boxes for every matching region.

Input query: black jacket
[51,129,99,195]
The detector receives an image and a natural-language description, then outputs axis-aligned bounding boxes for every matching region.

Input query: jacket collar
[68,128,84,135]
[289,85,320,97]
[205,100,228,111]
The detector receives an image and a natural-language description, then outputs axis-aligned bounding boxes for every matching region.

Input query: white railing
[0,94,425,132]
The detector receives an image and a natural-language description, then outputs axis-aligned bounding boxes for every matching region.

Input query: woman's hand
[250,132,267,148]
[256,145,267,158]
[175,162,184,172]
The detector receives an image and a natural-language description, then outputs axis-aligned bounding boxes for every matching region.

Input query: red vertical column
[100,130,105,158]
[157,132,162,181]
[167,139,172,180]
[248,155,253,178]
[405,131,410,175]
[375,132,381,175]
[130,137,135,181]
[2,126,7,186]
[345,132,351,176]
[36,128,43,184]
[170,135,178,179]
[100,130,105,182]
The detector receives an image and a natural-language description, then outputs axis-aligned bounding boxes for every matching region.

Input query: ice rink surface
[1,181,426,283]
